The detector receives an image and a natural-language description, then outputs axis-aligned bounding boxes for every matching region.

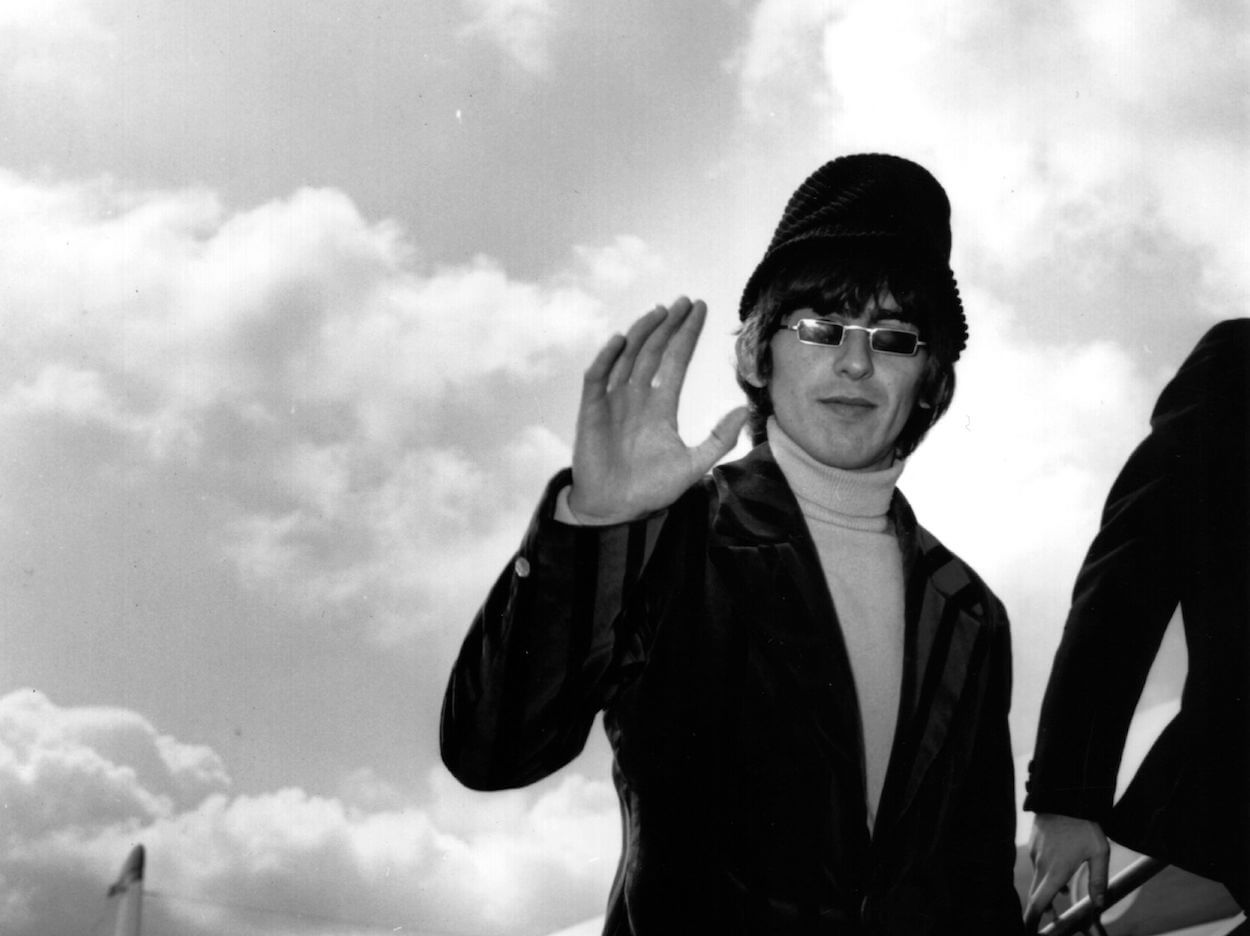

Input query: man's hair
[734,244,960,458]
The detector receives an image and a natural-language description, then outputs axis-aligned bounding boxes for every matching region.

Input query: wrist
[558,486,638,526]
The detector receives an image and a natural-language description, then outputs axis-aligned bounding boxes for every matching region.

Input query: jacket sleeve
[1026,320,1250,820]
[1024,451,1181,820]
[945,599,1025,934]
[440,468,670,790]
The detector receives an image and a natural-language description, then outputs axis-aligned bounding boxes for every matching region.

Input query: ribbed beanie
[738,154,967,358]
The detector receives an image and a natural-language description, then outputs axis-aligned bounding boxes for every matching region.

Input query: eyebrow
[791,302,916,327]
[866,306,912,325]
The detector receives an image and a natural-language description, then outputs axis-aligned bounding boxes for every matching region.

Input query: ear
[743,366,768,390]
[734,320,772,390]
[736,345,769,389]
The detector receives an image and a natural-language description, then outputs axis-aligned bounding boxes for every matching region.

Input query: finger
[582,333,627,402]
[631,297,694,388]
[1071,861,1086,900]
[689,406,749,474]
[1026,862,1043,909]
[649,298,707,401]
[1024,873,1062,931]
[607,305,668,390]
[1088,843,1110,910]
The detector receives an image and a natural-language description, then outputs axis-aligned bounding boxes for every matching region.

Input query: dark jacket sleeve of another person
[1024,320,1250,869]
[442,448,1022,934]
[1023,408,1189,821]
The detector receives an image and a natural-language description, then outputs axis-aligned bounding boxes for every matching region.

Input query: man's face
[758,291,927,472]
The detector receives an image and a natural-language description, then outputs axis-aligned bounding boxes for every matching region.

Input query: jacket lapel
[877,497,986,832]
[711,447,987,841]
[711,446,869,813]
[711,443,846,645]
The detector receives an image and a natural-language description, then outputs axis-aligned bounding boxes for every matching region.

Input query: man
[1024,319,1250,930]
[442,154,1022,934]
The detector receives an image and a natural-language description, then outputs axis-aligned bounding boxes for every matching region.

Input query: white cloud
[0,169,624,641]
[733,0,841,125]
[0,692,617,936]
[4,364,116,422]
[321,253,606,444]
[338,767,407,812]
[223,426,571,641]
[0,172,609,435]
[0,0,113,90]
[460,0,560,75]
[0,689,229,838]
[570,235,665,292]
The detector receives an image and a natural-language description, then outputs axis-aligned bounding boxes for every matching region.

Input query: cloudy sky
[1,1,1246,934]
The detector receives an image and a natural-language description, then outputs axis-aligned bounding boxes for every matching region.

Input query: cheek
[889,371,925,418]
[766,355,808,407]
[766,338,812,388]
[900,378,921,408]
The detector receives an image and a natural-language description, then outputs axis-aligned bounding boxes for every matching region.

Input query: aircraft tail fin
[106,844,145,936]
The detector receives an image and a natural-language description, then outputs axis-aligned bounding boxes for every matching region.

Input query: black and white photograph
[1,2,1246,934]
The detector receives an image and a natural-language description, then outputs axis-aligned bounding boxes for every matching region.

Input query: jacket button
[514,556,531,578]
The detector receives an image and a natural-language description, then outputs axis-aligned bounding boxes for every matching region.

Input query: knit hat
[738,154,967,358]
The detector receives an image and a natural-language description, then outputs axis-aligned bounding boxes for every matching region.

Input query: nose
[835,328,874,379]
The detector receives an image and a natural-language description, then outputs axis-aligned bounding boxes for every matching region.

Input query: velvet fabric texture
[442,444,1021,934]
[1026,319,1250,905]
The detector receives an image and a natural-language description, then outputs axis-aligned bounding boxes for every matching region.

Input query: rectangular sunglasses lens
[871,328,919,355]
[798,320,844,345]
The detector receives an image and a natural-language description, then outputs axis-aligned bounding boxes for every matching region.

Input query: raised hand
[567,297,749,524]
[1024,813,1110,932]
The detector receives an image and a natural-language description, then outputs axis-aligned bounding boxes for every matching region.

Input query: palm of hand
[567,298,747,524]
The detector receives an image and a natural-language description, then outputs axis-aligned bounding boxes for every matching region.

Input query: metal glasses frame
[786,318,928,357]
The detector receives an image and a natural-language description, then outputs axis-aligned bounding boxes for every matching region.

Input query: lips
[820,395,877,418]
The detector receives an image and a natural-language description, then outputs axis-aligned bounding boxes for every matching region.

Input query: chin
[817,438,882,471]
[817,451,872,471]
[831,449,893,472]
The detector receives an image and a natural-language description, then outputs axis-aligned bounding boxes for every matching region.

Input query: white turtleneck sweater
[767,417,905,834]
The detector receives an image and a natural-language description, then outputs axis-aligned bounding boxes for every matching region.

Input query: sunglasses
[786,318,928,357]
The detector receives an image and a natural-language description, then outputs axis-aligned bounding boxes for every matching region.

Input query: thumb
[690,406,749,473]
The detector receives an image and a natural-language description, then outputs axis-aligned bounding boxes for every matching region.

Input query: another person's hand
[1024,813,1110,932]
[568,297,748,524]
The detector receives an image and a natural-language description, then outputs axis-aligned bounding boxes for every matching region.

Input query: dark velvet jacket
[1025,319,1250,904]
[442,445,1021,934]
